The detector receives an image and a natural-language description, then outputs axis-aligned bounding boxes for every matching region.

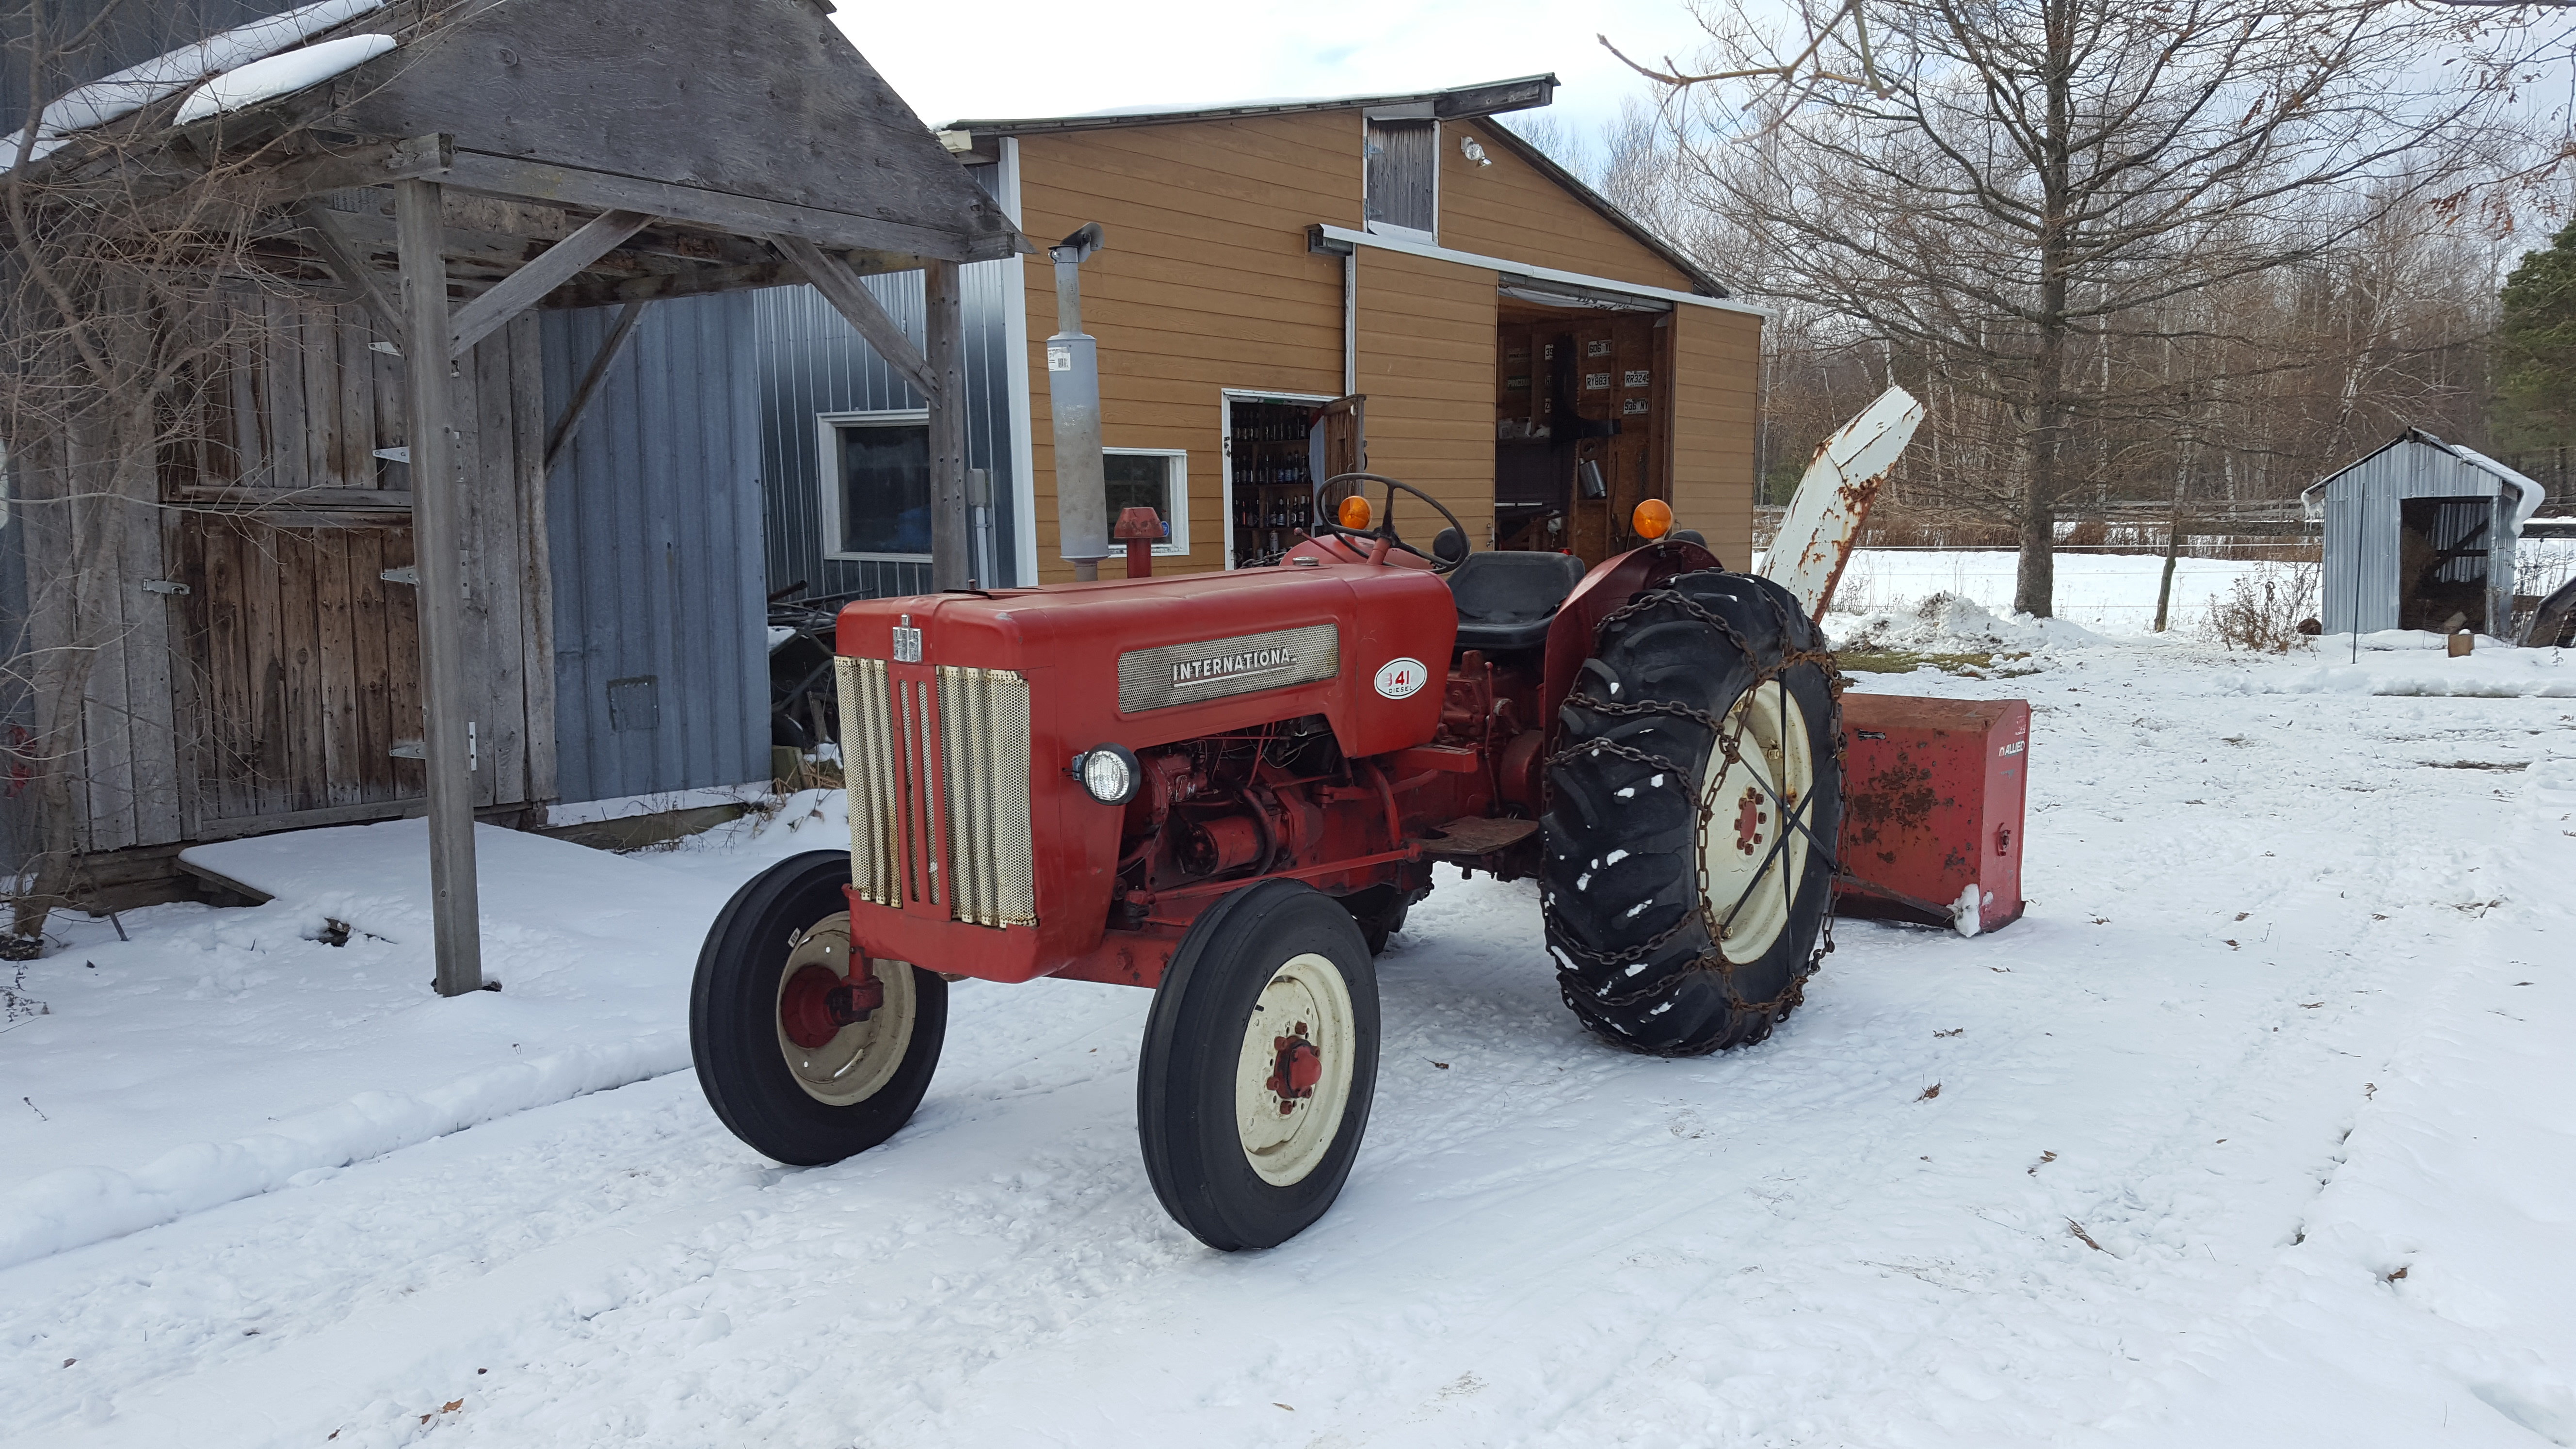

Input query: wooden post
[395,178,485,997]
[926,261,970,592]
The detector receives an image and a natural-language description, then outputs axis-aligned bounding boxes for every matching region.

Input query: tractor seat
[1446,550,1589,652]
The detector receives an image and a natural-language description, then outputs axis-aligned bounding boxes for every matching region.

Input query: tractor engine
[826,554,1530,987]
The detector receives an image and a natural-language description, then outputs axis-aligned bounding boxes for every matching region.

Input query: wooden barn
[0,0,1012,977]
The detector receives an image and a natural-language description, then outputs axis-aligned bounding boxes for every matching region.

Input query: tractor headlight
[1075,743,1141,805]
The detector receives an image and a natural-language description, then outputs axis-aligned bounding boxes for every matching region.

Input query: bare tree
[1618,0,2536,614]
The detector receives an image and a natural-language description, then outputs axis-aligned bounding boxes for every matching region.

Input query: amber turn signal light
[1337,495,1374,530]
[1632,498,1674,540]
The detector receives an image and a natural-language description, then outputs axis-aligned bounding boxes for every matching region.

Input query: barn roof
[19,0,1017,307]
[944,75,1729,299]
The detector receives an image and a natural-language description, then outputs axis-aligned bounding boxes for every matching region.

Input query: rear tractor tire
[1543,570,1842,1056]
[1138,880,1381,1251]
[691,850,948,1165]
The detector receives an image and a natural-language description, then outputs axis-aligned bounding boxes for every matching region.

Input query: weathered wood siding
[1669,304,1764,569]
[43,288,557,856]
[1355,248,1498,545]
[1441,121,1700,293]
[1015,113,1358,581]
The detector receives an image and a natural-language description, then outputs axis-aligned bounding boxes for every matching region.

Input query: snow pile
[0,0,384,171]
[2251,634,2576,698]
[172,32,396,124]
[1831,589,2107,655]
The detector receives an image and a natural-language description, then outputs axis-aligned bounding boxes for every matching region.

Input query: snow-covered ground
[2,607,2571,1447]
[1819,541,2576,637]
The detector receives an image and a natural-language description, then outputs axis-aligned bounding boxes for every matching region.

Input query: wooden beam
[543,301,650,473]
[544,260,801,309]
[395,177,486,998]
[438,149,1012,263]
[447,209,652,359]
[296,202,402,331]
[926,261,970,590]
[773,234,937,401]
[259,133,454,203]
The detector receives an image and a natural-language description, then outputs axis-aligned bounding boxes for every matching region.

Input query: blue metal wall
[543,292,769,805]
[755,257,1022,599]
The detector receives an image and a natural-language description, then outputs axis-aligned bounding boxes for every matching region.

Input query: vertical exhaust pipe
[1047,224,1109,581]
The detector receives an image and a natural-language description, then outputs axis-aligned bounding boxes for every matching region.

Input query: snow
[0,0,384,171]
[171,32,397,125]
[0,621,2571,1446]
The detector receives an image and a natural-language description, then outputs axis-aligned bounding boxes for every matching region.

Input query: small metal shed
[2303,430,2544,636]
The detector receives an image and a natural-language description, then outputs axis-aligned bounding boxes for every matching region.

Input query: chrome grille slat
[836,655,1035,929]
[836,656,900,906]
[935,664,1034,927]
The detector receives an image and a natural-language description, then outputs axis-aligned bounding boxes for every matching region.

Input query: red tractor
[691,478,1842,1250]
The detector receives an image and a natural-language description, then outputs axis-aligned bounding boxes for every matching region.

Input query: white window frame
[1362,108,1439,246]
[1102,446,1191,556]
[817,408,932,563]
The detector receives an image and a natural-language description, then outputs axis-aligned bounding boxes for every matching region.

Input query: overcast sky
[834,0,1714,172]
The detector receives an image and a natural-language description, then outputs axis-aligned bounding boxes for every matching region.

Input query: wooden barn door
[164,288,551,838]
[178,517,425,830]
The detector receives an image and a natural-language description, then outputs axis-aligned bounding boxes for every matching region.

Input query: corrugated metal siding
[544,292,768,804]
[755,262,1021,601]
[2318,440,2517,634]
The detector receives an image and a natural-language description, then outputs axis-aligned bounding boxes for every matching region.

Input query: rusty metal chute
[1760,386,1925,619]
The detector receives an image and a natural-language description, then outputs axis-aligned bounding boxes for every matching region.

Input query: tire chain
[1541,579,1852,1031]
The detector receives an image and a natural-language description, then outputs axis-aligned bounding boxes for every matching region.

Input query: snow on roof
[2447,443,2546,530]
[2301,428,2548,534]
[173,32,396,125]
[0,0,385,173]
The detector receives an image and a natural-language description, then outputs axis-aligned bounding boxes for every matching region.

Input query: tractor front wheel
[1543,570,1842,1056]
[691,850,947,1164]
[1137,879,1381,1251]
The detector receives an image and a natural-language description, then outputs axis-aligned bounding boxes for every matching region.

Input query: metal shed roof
[2303,428,2546,533]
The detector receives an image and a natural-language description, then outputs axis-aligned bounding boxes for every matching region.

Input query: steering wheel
[1313,472,1470,574]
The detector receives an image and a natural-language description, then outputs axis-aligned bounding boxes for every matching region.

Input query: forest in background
[1517,0,2576,603]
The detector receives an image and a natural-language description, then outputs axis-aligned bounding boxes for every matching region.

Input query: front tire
[691,850,947,1165]
[1138,880,1381,1250]
[1543,571,1842,1056]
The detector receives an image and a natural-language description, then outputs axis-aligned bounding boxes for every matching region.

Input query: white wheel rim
[1232,952,1357,1187]
[773,912,917,1107]
[1698,681,1817,964]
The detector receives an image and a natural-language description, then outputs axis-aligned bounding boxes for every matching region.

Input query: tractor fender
[1537,538,1725,744]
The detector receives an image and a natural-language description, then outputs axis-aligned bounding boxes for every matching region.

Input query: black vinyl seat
[1446,550,1589,652]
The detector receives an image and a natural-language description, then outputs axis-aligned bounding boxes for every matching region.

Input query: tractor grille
[835,655,1035,927]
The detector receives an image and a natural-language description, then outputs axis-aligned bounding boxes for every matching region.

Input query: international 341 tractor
[692,455,1881,1250]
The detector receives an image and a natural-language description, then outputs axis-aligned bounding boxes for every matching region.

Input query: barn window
[1364,117,1438,241]
[1103,448,1189,555]
[819,410,931,560]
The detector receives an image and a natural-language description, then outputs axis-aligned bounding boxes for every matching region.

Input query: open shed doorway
[1494,293,1671,565]
[2396,496,2497,633]
[1222,390,1363,568]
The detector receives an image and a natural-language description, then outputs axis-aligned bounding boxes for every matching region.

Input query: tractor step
[1419,816,1538,862]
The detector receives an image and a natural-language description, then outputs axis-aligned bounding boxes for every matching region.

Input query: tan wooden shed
[940,76,1765,582]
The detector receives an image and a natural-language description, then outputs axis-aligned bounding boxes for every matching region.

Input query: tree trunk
[2013,0,2078,621]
